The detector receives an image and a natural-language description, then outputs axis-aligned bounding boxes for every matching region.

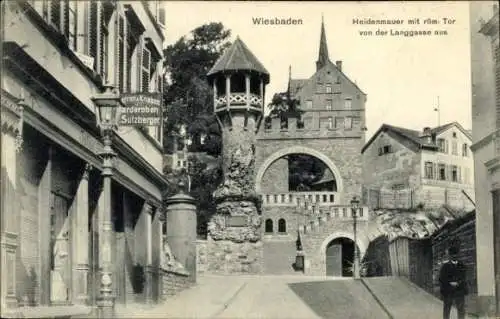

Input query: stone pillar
[143,203,153,304]
[151,208,163,302]
[1,94,23,311]
[71,163,92,305]
[165,186,197,283]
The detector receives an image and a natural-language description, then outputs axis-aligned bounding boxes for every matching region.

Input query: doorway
[326,237,355,277]
[49,192,72,304]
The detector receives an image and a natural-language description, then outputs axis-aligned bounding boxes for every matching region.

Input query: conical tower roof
[207,36,270,83]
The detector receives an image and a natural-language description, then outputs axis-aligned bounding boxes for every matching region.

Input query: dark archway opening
[326,237,355,277]
[278,218,286,233]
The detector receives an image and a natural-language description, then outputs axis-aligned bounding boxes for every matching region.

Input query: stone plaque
[226,215,248,227]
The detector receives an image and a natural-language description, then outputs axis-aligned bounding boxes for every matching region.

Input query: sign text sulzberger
[119,93,162,126]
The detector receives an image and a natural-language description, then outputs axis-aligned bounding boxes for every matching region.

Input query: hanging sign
[119,93,162,126]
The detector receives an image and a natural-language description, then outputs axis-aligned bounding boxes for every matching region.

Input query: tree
[163,22,231,155]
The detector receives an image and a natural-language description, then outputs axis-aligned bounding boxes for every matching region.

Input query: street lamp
[91,84,121,318]
[295,196,305,272]
[350,196,360,279]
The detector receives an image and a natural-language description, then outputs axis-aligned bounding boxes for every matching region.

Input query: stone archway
[255,146,344,195]
[319,231,366,276]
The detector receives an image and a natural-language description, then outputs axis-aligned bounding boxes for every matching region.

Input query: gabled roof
[361,122,472,154]
[361,124,438,154]
[430,121,472,140]
[207,36,270,83]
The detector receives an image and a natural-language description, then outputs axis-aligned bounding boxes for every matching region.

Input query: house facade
[469,1,499,316]
[1,0,170,316]
[362,122,475,211]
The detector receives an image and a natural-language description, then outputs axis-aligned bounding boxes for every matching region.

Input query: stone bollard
[165,183,197,283]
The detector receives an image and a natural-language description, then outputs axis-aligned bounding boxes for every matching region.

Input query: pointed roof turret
[316,16,331,70]
[207,36,270,83]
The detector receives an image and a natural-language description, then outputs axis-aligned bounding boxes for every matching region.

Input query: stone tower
[205,36,270,274]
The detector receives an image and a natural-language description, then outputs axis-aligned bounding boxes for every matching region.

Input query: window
[66,1,77,50]
[462,144,469,157]
[345,98,352,109]
[425,162,434,179]
[451,165,458,182]
[344,117,352,129]
[117,13,126,92]
[326,84,332,93]
[265,219,273,233]
[278,219,286,233]
[141,47,151,92]
[335,117,344,129]
[326,99,332,110]
[328,117,333,129]
[378,145,393,155]
[316,83,322,93]
[126,25,140,92]
[452,132,457,138]
[437,138,447,153]
[452,141,458,155]
[439,164,446,180]
[306,100,312,109]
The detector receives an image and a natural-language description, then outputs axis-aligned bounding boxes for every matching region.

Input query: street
[115,275,475,319]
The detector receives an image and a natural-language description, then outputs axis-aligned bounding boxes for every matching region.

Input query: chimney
[336,60,342,72]
[422,127,432,143]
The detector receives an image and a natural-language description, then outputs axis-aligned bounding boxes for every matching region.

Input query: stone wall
[199,238,263,274]
[159,270,191,300]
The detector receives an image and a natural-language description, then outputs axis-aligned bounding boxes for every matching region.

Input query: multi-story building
[254,19,368,276]
[469,1,500,316]
[1,0,169,316]
[362,122,475,211]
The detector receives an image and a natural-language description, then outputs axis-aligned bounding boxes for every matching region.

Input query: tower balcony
[215,92,263,110]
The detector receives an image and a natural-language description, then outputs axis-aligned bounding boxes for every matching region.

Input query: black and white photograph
[0,1,499,318]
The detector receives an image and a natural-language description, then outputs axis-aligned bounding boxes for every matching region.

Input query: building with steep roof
[362,122,475,211]
[252,19,369,277]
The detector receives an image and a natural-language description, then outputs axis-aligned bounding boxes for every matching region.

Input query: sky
[163,1,472,139]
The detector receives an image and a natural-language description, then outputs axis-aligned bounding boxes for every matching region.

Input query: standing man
[439,244,468,319]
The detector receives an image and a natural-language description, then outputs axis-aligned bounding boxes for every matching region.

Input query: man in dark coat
[439,245,468,319]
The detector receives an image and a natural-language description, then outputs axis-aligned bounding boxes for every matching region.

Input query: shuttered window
[50,0,61,29]
[142,47,151,92]
[66,1,77,50]
[88,0,98,70]
[117,14,126,92]
[99,2,113,83]
[126,27,140,92]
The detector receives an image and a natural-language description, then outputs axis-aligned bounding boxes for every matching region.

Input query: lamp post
[350,196,360,279]
[91,84,121,318]
[295,196,305,272]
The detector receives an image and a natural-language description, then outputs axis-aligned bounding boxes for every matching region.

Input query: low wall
[159,269,191,301]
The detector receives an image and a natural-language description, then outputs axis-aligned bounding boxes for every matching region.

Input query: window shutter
[117,14,125,92]
[50,0,61,29]
[63,0,69,39]
[88,1,98,66]
[136,39,143,92]
[142,47,151,92]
